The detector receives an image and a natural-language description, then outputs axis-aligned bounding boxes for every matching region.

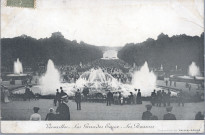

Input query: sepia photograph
[1,0,204,133]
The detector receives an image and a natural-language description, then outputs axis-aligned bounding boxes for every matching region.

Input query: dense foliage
[118,33,204,72]
[1,32,103,72]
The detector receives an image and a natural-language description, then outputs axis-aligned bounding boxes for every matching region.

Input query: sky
[1,0,204,47]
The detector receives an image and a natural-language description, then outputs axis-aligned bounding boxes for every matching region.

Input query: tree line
[1,32,103,72]
[118,33,204,73]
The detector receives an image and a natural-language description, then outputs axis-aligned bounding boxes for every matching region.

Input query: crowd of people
[29,87,204,121]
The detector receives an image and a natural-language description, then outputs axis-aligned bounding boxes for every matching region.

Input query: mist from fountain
[38,60,157,97]
[14,58,23,74]
[188,61,200,77]
[78,68,120,91]
[131,61,157,96]
[40,59,61,95]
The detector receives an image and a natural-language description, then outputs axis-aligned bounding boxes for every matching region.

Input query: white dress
[30,113,41,121]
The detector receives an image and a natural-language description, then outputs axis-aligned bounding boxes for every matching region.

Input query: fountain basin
[170,75,204,84]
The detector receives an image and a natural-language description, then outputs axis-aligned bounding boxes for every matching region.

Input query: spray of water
[131,61,157,96]
[40,59,61,95]
[188,61,200,77]
[14,58,23,74]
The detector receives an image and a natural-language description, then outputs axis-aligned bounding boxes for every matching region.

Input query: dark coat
[56,92,60,101]
[137,92,142,104]
[107,92,113,100]
[163,113,176,120]
[56,103,70,120]
[45,113,56,120]
[142,111,152,120]
[75,92,81,103]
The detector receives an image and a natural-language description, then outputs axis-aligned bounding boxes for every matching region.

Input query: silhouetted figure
[167,89,171,106]
[56,89,61,106]
[25,86,30,101]
[106,90,113,106]
[177,89,184,106]
[60,87,67,98]
[129,92,134,104]
[133,89,137,104]
[82,86,89,101]
[162,90,166,107]
[56,95,70,120]
[170,80,172,86]
[165,80,168,86]
[137,89,142,104]
[54,89,59,106]
[151,90,156,106]
[195,112,204,120]
[156,90,162,107]
[163,106,176,120]
[75,89,82,110]
[142,104,152,120]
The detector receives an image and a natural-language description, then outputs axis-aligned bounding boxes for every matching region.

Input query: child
[45,108,56,120]
[30,107,41,121]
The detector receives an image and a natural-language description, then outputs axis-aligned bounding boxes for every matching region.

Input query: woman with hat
[30,107,41,121]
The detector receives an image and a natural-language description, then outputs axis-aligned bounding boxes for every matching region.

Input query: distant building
[101,50,118,60]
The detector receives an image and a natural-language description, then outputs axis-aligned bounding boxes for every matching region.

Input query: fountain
[40,59,62,95]
[12,60,177,97]
[14,58,23,74]
[132,61,157,96]
[5,58,28,85]
[160,64,163,71]
[170,61,204,84]
[7,58,27,77]
[188,61,200,77]
[77,68,121,93]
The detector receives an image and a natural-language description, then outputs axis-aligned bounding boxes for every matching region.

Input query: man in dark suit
[151,90,156,106]
[106,90,113,106]
[142,104,152,120]
[137,89,142,104]
[167,89,171,106]
[75,89,82,110]
[162,90,167,107]
[163,106,176,120]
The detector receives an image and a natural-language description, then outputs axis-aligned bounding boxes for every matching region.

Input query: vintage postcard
[1,0,204,133]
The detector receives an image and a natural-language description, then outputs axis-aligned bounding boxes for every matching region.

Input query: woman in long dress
[4,89,10,103]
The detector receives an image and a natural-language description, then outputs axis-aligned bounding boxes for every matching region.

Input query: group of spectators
[106,89,143,106]
[30,95,70,121]
[150,89,185,107]
[30,87,83,121]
